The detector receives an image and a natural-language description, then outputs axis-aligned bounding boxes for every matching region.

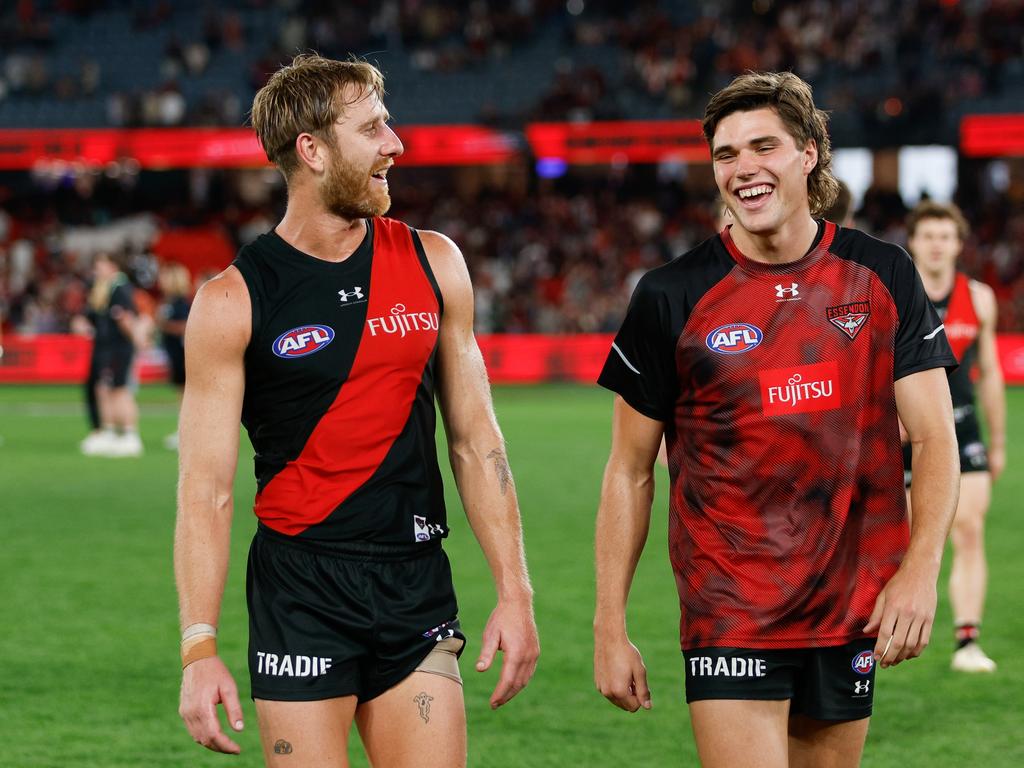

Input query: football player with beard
[174,55,538,767]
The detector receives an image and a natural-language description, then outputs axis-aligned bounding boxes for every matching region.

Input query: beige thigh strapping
[414,636,465,685]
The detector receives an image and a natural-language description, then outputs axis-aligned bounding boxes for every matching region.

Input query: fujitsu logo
[767,373,834,407]
[367,303,439,338]
[759,361,841,417]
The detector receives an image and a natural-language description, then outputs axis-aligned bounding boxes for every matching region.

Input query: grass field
[1,383,1022,767]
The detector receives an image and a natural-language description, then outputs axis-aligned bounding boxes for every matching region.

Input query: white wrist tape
[181,622,218,642]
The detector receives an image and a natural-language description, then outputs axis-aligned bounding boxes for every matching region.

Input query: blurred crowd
[1,1,1022,144]
[3,163,1024,337]
[545,0,1024,143]
[1,1,1023,337]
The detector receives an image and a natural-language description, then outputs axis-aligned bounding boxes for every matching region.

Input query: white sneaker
[951,643,997,673]
[80,430,116,456]
[103,432,144,458]
[163,432,179,451]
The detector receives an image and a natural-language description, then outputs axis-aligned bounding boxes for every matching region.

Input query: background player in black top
[156,261,191,450]
[175,56,538,766]
[74,251,145,457]
[594,72,959,768]
[905,201,1006,673]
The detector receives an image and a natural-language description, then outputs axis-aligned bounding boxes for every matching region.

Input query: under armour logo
[854,680,871,695]
[338,287,365,303]
[775,283,799,298]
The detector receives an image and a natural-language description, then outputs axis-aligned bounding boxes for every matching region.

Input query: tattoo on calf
[486,449,513,496]
[413,692,434,723]
[273,739,293,755]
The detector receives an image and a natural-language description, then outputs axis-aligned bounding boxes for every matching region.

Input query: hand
[863,564,937,668]
[594,633,651,712]
[179,656,245,754]
[989,446,1005,483]
[475,597,540,709]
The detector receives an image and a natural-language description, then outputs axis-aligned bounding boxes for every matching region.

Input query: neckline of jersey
[720,219,834,276]
[264,218,375,271]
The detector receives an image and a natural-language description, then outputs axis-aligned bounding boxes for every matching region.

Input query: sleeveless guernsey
[232,217,448,543]
[935,272,981,409]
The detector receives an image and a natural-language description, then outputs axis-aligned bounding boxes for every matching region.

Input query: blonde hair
[703,71,839,217]
[250,53,385,178]
[906,200,969,240]
[159,262,192,298]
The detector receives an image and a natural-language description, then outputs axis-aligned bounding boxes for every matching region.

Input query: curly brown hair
[702,71,839,218]
[250,54,385,179]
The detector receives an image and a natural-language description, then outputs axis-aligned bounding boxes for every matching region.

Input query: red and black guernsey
[599,221,957,650]
[936,272,981,409]
[233,217,447,543]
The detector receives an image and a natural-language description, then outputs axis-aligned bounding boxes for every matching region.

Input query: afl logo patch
[272,325,335,358]
[706,323,764,355]
[851,650,875,675]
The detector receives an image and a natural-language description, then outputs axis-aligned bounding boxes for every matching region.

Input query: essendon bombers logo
[827,301,870,340]
[272,325,335,358]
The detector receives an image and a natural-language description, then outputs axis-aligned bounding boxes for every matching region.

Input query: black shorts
[247,526,464,702]
[683,639,877,721]
[92,343,134,388]
[904,404,989,486]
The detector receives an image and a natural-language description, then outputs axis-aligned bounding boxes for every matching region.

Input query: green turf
[0,383,1021,767]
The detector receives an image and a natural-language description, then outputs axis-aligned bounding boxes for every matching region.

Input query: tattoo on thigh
[486,449,512,496]
[413,692,434,723]
[273,739,293,755]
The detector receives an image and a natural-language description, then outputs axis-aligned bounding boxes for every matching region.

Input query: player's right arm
[594,395,663,712]
[174,266,250,754]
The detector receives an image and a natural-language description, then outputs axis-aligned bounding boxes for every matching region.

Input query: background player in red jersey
[905,201,1006,673]
[174,55,538,767]
[594,72,960,767]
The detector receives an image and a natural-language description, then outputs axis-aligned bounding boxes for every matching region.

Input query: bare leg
[356,671,466,768]
[109,386,139,432]
[96,382,114,430]
[789,714,870,768]
[255,696,358,768]
[689,699,790,768]
[949,472,991,625]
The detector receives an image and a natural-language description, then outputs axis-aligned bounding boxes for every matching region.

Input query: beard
[319,146,391,219]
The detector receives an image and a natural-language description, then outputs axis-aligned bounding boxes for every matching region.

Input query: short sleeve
[890,249,957,380]
[597,275,678,421]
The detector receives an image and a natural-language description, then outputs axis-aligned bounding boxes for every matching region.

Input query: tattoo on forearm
[414,692,434,723]
[486,449,513,496]
[273,739,293,755]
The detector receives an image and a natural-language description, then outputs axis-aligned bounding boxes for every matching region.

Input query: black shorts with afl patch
[683,639,878,721]
[904,404,989,486]
[247,525,464,702]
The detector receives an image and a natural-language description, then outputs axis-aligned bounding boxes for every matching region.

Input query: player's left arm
[421,229,540,710]
[971,280,1006,481]
[866,367,958,667]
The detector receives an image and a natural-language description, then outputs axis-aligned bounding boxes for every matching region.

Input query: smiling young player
[174,55,538,767]
[594,72,960,767]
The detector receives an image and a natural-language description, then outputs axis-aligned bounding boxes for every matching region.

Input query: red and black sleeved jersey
[599,221,957,650]
[233,217,447,545]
